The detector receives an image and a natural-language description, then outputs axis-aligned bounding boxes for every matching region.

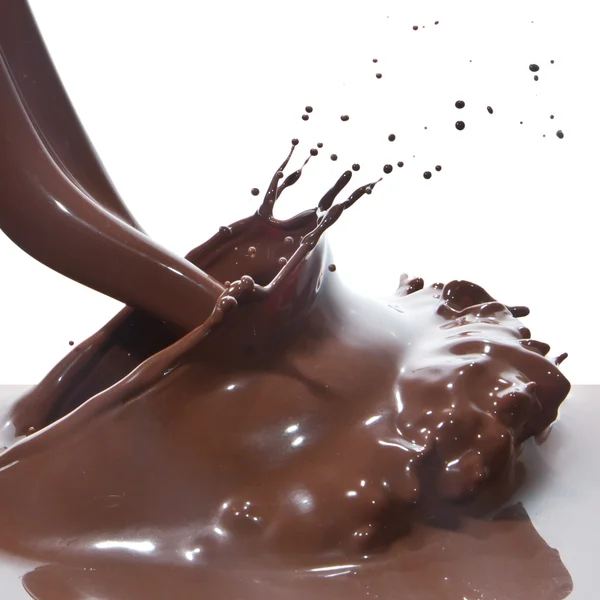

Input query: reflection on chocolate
[17,504,572,600]
[0,2,572,599]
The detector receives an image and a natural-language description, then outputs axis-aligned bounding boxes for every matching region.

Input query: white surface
[1,0,599,384]
[516,386,600,599]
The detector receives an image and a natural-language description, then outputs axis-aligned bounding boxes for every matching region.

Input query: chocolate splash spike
[520,339,551,356]
[258,144,296,217]
[0,53,226,332]
[555,352,568,365]
[0,0,141,230]
[340,178,383,209]
[318,170,353,211]
[275,154,313,199]
[508,306,530,318]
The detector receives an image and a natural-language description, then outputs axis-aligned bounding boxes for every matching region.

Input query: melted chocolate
[0,2,572,599]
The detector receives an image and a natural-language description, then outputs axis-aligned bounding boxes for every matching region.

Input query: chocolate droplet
[388,134,396,141]
[302,114,309,121]
[435,165,442,172]
[310,148,319,156]
[251,188,260,196]
[529,64,540,72]
[352,163,361,172]
[534,75,539,81]
[341,115,350,122]
[305,106,313,113]
[372,58,378,63]
[423,171,432,179]
[383,164,393,174]
[328,264,337,272]
[455,100,465,109]
[68,341,74,346]
[317,142,323,148]
[376,73,382,79]
[487,106,494,114]
[556,130,564,139]
[397,161,404,167]
[413,25,419,30]
[455,121,466,131]
[330,154,338,161]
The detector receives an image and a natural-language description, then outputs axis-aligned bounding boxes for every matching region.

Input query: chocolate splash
[0,1,572,598]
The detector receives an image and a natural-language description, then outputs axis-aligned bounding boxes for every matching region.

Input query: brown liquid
[0,2,572,599]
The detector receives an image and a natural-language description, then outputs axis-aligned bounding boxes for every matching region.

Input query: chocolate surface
[0,1,572,598]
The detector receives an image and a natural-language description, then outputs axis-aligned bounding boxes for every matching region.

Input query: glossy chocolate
[0,2,572,598]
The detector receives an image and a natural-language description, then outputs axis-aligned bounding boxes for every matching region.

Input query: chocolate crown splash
[0,2,572,599]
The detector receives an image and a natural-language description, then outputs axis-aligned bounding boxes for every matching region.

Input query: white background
[1,0,598,384]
